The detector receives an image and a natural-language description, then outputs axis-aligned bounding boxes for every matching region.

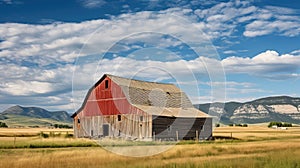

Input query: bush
[242,124,248,127]
[215,123,220,127]
[39,132,49,138]
[282,122,292,127]
[235,124,242,127]
[0,121,8,128]
[268,121,292,128]
[228,123,234,127]
[53,124,72,129]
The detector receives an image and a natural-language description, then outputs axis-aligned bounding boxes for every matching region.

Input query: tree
[0,122,8,128]
[268,121,292,128]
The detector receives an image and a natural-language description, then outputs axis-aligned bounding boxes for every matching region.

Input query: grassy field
[0,114,72,127]
[0,126,300,168]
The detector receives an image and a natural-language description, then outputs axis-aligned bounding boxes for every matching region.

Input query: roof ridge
[106,74,176,86]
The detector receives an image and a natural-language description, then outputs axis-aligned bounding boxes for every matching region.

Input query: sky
[0,0,300,113]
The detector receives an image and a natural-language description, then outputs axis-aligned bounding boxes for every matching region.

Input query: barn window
[77,118,80,123]
[117,115,121,121]
[140,116,143,122]
[105,80,109,89]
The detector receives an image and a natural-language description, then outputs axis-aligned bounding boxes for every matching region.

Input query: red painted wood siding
[80,76,145,117]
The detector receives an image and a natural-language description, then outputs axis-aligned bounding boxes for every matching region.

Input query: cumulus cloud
[1,1,300,111]
[222,50,300,79]
[1,2,299,66]
[0,9,212,65]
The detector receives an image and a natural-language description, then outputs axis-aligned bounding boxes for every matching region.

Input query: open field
[0,114,72,128]
[0,126,300,168]
[213,125,300,140]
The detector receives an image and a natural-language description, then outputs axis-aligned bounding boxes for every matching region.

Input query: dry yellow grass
[0,128,73,136]
[0,126,299,168]
[0,139,300,168]
[213,125,300,140]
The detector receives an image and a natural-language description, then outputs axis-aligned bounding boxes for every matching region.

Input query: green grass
[0,129,97,149]
[0,137,98,149]
[0,114,72,128]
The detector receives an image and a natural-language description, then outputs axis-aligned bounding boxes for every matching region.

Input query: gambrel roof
[72,74,210,118]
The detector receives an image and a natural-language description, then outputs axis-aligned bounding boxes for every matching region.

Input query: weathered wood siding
[152,116,212,140]
[74,76,152,139]
[75,114,152,139]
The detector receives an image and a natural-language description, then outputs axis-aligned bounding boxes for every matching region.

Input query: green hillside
[0,105,72,128]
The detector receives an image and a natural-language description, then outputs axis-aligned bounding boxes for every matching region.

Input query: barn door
[103,124,109,136]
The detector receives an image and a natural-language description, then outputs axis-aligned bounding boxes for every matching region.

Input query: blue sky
[0,0,300,112]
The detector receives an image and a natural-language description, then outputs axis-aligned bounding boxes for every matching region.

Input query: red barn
[71,74,212,140]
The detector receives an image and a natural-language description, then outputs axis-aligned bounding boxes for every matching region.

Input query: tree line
[268,121,292,127]
[52,123,72,129]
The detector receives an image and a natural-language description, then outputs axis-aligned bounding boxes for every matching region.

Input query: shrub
[0,121,8,128]
[39,132,49,138]
[53,124,72,129]
[282,122,292,127]
[228,124,234,127]
[215,123,220,127]
[242,124,248,127]
[268,121,292,128]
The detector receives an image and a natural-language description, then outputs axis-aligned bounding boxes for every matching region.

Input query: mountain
[194,96,300,124]
[0,105,72,127]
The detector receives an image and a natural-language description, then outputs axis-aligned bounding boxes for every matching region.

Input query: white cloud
[0,80,54,95]
[79,0,106,8]
[0,48,299,111]
[243,5,300,37]
[290,49,300,55]
[222,50,300,78]
[201,81,255,88]
[265,6,298,15]
[0,9,213,64]
[193,1,300,38]
[244,20,300,37]
[1,2,299,67]
[0,0,22,5]
[223,50,236,54]
[1,2,300,111]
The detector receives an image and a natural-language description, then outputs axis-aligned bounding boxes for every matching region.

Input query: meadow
[0,125,300,168]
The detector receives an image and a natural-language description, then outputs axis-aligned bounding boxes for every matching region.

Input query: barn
[71,74,212,140]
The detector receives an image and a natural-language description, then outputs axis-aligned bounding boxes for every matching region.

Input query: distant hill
[194,96,300,124]
[0,105,72,128]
